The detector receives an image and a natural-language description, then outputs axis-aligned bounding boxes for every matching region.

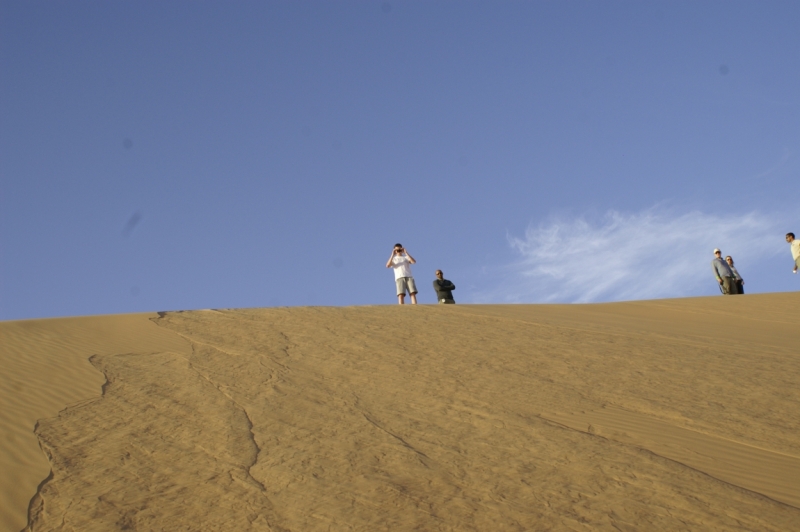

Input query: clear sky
[1,1,798,320]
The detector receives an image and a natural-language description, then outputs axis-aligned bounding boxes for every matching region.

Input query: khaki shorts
[396,277,417,296]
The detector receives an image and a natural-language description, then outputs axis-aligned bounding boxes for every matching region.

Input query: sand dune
[2,294,799,531]
[0,314,190,532]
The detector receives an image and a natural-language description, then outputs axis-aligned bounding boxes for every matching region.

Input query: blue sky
[1,1,798,320]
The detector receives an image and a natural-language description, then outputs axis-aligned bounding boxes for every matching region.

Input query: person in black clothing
[433,270,456,304]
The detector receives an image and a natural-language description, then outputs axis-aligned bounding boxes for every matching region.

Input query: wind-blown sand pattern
[0,313,190,532]
[2,294,799,531]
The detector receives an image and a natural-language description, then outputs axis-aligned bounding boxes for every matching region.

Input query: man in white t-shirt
[386,243,418,304]
[787,233,800,273]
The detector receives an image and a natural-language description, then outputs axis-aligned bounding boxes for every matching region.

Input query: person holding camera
[386,243,418,304]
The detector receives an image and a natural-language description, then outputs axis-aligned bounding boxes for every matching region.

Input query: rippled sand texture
[9,294,800,531]
[0,313,190,532]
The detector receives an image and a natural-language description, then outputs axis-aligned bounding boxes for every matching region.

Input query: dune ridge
[3,294,799,531]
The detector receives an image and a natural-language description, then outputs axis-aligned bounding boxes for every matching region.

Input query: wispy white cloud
[483,208,785,303]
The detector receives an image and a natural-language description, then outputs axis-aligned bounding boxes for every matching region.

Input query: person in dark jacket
[433,270,456,304]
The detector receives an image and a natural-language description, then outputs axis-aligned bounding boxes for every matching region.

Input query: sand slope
[0,314,190,532]
[3,294,800,531]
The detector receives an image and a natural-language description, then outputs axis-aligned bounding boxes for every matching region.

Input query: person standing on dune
[725,256,744,294]
[433,270,456,304]
[711,248,738,295]
[386,243,418,304]
[787,233,800,274]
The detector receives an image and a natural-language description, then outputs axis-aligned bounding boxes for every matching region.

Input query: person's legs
[395,278,407,305]
[736,280,744,294]
[407,277,418,305]
[722,277,737,294]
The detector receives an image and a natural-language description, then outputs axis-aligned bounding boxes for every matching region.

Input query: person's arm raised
[404,250,417,264]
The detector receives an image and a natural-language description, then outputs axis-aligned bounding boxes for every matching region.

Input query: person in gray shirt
[433,270,456,304]
[711,248,738,294]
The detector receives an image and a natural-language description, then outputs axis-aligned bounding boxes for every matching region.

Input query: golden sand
[1,294,798,531]
[0,314,190,532]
